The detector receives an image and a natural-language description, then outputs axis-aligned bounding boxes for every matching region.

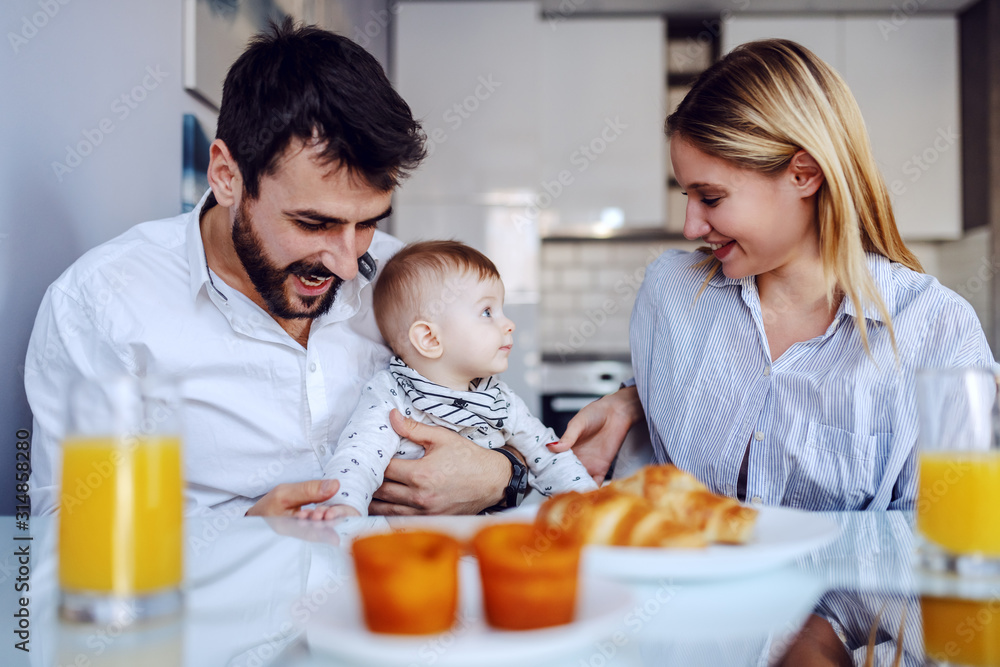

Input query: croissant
[609,465,758,544]
[536,465,758,549]
[536,487,708,548]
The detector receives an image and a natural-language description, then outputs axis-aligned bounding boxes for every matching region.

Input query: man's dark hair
[216,18,426,197]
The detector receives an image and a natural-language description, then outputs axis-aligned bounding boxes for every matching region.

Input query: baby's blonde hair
[373,240,500,356]
[666,39,922,357]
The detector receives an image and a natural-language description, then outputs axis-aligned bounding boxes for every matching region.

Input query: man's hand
[295,504,361,521]
[548,385,643,484]
[245,479,340,517]
[369,409,508,516]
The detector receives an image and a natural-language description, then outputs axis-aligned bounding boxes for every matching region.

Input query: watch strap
[483,447,527,513]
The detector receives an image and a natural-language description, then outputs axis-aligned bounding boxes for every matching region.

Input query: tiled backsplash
[540,239,700,359]
[540,229,994,361]
[909,227,994,336]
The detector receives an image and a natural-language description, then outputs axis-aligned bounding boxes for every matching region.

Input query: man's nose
[318,228,360,281]
[682,200,711,241]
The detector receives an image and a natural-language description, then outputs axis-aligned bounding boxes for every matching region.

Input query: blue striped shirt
[630,250,994,511]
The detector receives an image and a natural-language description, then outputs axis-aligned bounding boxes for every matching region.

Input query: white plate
[307,559,633,667]
[582,505,840,581]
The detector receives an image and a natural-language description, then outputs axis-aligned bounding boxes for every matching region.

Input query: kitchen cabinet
[393,1,665,235]
[723,16,961,241]
[538,17,666,231]
[393,2,542,203]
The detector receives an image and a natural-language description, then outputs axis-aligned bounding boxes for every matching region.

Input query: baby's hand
[295,504,362,521]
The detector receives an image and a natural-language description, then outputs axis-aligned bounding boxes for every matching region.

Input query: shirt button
[751,496,762,505]
[754,431,764,441]
[763,366,771,376]
[318,445,327,456]
[309,362,317,372]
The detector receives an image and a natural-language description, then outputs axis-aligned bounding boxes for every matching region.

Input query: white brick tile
[542,243,578,267]
[595,269,622,289]
[560,268,591,290]
[540,268,559,294]
[578,292,608,311]
[578,242,615,265]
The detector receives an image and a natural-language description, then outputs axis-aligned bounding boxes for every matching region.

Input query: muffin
[352,530,461,634]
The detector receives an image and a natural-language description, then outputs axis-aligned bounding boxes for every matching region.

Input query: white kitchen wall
[723,15,962,241]
[1,0,217,516]
[0,0,389,514]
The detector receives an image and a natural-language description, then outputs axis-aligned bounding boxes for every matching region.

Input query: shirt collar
[703,253,752,290]
[704,251,896,325]
[388,357,509,431]
[313,244,380,325]
[840,252,896,324]
[186,189,216,301]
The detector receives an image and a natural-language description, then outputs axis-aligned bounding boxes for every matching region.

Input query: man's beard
[231,199,343,320]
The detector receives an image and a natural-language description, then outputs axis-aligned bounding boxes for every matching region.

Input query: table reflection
[9,512,1000,667]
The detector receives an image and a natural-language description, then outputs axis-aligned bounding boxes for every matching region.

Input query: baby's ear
[408,321,443,359]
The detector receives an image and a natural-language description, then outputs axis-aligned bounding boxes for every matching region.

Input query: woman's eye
[680,192,721,207]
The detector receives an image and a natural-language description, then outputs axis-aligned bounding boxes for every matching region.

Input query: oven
[540,360,652,480]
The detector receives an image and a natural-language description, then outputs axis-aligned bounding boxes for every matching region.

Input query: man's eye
[356,220,379,231]
[294,220,326,232]
[701,197,721,207]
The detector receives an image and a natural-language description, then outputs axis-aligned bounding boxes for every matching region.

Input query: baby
[305,240,597,519]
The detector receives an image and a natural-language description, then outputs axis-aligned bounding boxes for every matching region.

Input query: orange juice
[923,596,1000,666]
[59,436,183,594]
[918,451,1000,556]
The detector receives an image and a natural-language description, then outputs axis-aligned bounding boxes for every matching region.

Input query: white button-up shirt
[26,192,399,515]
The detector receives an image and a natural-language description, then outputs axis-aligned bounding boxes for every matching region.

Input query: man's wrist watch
[484,447,528,512]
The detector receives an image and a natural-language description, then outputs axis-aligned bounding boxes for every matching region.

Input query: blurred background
[2,0,998,513]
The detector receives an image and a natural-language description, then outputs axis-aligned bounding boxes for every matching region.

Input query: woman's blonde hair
[666,38,922,357]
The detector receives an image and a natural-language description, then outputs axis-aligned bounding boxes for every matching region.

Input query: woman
[553,39,993,511]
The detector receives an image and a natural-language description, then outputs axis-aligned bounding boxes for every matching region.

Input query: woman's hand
[548,385,644,484]
[776,614,852,667]
[368,409,509,515]
[245,479,340,517]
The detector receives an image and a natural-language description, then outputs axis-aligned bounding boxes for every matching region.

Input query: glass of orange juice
[59,376,184,624]
[916,366,1000,577]
[923,594,1000,666]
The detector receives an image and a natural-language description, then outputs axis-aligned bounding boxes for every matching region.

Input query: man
[26,20,520,517]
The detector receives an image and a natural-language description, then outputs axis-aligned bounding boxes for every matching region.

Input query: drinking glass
[59,375,184,624]
[922,593,1000,666]
[916,366,1000,577]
